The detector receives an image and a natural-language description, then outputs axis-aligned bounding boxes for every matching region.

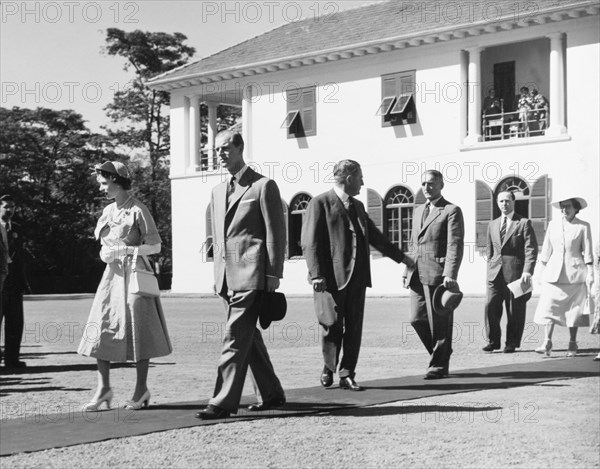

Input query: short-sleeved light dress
[77,196,172,361]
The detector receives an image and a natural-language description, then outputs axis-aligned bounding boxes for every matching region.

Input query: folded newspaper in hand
[507,278,533,298]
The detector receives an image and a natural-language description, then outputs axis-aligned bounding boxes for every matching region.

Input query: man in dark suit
[483,191,538,353]
[196,131,286,420]
[1,194,30,369]
[301,160,413,391]
[405,170,464,379]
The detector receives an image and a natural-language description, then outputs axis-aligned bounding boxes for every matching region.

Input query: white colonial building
[148,0,600,295]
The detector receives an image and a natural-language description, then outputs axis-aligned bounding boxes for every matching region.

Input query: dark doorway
[494,61,516,112]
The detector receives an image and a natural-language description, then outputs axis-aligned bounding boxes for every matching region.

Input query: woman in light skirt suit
[534,194,594,356]
[78,161,172,410]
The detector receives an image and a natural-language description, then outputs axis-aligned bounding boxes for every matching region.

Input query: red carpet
[1,356,598,456]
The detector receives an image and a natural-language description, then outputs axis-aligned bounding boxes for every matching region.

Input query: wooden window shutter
[367,188,384,258]
[302,88,316,136]
[205,204,214,261]
[281,199,289,259]
[475,180,494,250]
[529,174,549,246]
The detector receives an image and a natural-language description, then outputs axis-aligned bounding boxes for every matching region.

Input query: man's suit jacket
[2,222,28,294]
[301,189,405,291]
[211,167,286,293]
[540,217,593,284]
[0,224,8,279]
[486,213,538,283]
[405,197,464,287]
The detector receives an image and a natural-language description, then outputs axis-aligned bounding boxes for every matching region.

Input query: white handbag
[129,249,160,298]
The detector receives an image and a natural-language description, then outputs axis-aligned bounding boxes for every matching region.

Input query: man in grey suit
[483,191,538,353]
[196,131,286,420]
[302,160,413,390]
[405,170,464,379]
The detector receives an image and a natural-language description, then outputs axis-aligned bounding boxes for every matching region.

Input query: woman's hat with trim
[93,161,131,179]
[551,193,587,210]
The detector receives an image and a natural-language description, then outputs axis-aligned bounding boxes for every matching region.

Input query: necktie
[226,176,236,206]
[500,216,507,242]
[421,202,430,225]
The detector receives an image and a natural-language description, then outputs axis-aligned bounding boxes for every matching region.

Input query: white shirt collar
[502,211,514,221]
[333,185,351,206]
[426,196,442,206]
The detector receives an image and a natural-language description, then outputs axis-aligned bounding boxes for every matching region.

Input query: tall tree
[102,29,196,273]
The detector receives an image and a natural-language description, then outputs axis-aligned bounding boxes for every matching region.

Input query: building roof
[148,0,599,90]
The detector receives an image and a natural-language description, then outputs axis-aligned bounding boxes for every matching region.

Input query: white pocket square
[240,198,255,204]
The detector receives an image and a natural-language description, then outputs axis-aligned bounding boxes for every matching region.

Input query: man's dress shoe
[503,345,516,353]
[339,376,364,391]
[247,396,286,411]
[320,367,333,388]
[424,369,448,380]
[195,404,230,420]
[482,344,500,353]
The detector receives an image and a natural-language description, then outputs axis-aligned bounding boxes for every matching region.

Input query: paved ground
[1,294,599,468]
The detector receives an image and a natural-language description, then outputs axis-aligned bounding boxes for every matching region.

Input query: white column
[188,95,201,171]
[546,33,567,136]
[242,85,253,163]
[464,47,483,144]
[459,50,469,143]
[206,102,217,170]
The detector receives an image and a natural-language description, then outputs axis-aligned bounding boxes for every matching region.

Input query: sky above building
[1,0,369,131]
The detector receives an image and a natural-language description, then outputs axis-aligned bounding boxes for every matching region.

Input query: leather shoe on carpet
[482,344,500,353]
[320,367,333,387]
[195,404,230,420]
[339,376,364,391]
[248,396,286,411]
[424,369,448,380]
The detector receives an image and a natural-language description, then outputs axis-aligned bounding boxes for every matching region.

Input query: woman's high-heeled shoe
[535,339,552,356]
[124,390,150,410]
[566,341,578,357]
[82,388,113,411]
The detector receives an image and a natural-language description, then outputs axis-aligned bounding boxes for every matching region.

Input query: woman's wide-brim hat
[550,192,587,210]
[93,161,131,179]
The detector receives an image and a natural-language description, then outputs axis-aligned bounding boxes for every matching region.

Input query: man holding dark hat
[405,170,464,380]
[196,130,286,420]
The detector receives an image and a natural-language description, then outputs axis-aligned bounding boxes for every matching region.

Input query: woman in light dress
[78,161,172,410]
[534,194,594,356]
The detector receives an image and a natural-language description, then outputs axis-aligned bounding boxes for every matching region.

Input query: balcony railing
[482,109,548,141]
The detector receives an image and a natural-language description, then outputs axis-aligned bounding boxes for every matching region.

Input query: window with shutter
[529,174,549,245]
[367,188,384,259]
[475,180,494,251]
[379,71,417,127]
[285,86,316,138]
[205,204,214,261]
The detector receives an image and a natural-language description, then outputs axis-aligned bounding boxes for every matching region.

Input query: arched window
[384,186,414,252]
[288,192,312,258]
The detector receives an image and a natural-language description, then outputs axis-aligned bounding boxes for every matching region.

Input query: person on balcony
[482,89,502,140]
[517,87,533,137]
[530,89,549,135]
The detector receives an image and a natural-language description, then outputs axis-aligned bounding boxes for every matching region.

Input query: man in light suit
[483,191,538,353]
[196,131,286,420]
[405,170,464,379]
[301,160,413,390]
